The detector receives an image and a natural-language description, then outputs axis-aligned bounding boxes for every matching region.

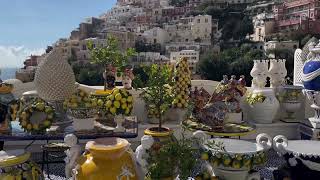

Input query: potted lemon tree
[139,64,174,134]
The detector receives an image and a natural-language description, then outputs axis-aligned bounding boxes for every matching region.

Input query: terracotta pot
[76,138,139,180]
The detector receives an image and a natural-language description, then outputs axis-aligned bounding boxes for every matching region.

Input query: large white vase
[249,88,280,124]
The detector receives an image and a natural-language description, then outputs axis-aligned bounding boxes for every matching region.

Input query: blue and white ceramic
[302,41,320,90]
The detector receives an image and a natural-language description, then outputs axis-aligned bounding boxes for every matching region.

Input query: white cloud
[0,45,45,68]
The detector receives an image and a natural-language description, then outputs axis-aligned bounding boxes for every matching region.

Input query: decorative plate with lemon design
[105,88,133,116]
[0,83,13,94]
[19,98,54,133]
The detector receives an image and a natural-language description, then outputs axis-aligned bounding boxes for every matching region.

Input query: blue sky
[0,0,116,67]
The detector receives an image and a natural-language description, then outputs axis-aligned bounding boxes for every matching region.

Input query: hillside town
[16,0,320,83]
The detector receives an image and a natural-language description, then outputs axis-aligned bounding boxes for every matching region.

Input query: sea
[0,68,18,80]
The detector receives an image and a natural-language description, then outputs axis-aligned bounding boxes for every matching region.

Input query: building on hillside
[164,15,213,44]
[166,43,200,54]
[246,1,276,15]
[131,52,169,65]
[142,27,170,46]
[101,5,145,24]
[70,17,104,40]
[16,55,44,83]
[75,38,106,64]
[264,40,299,58]
[117,0,169,8]
[273,0,320,34]
[161,6,191,22]
[250,13,275,42]
[170,50,199,74]
[107,29,137,51]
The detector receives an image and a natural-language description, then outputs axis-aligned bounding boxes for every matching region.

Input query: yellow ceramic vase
[0,150,43,180]
[76,138,139,180]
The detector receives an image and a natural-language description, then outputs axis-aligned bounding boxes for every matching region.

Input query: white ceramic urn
[249,88,280,124]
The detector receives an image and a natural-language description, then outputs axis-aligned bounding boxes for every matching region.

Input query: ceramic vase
[302,40,320,91]
[0,150,44,180]
[279,59,287,85]
[249,88,280,124]
[68,108,96,131]
[279,85,303,122]
[76,138,139,180]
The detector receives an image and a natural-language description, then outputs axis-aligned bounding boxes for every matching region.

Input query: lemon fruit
[115,93,122,101]
[114,101,120,108]
[110,107,116,114]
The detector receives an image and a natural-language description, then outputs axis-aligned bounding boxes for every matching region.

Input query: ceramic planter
[144,127,176,153]
[249,88,280,124]
[68,108,96,131]
[76,138,139,180]
[278,85,303,122]
[273,135,320,180]
[0,150,44,180]
[198,132,271,180]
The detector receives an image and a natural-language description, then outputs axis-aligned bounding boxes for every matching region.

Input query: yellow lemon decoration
[106,88,133,116]
[64,89,98,110]
[172,57,191,108]
[19,98,54,133]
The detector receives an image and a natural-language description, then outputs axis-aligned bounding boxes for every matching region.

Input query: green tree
[88,35,137,90]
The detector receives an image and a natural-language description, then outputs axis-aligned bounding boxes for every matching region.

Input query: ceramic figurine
[114,114,125,132]
[221,75,229,85]
[191,87,210,114]
[64,134,81,179]
[238,75,246,86]
[103,64,116,90]
[135,135,154,175]
[269,59,282,88]
[122,65,134,90]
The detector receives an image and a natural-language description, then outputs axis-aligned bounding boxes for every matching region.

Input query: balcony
[284,0,315,8]
[277,18,301,26]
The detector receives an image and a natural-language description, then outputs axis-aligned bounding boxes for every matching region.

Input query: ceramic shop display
[75,137,139,180]
[0,150,44,180]
[171,57,192,122]
[34,49,76,127]
[302,40,320,128]
[278,85,303,122]
[64,89,97,131]
[273,135,320,180]
[199,132,271,180]
[104,88,134,132]
[247,88,280,124]
[250,60,269,89]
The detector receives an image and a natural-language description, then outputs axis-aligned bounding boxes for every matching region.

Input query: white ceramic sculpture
[114,114,125,132]
[135,135,154,175]
[269,59,288,88]
[250,60,268,89]
[64,134,81,179]
[304,90,320,128]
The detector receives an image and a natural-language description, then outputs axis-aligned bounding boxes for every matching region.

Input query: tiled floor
[30,150,286,180]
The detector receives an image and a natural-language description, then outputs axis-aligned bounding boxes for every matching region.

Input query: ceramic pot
[302,41,320,90]
[68,108,96,131]
[199,133,271,180]
[144,127,176,153]
[0,150,44,180]
[249,88,280,124]
[273,135,320,180]
[213,169,260,180]
[76,138,139,180]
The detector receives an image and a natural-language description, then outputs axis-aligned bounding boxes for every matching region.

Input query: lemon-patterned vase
[0,150,44,180]
[144,127,175,151]
[76,138,139,180]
